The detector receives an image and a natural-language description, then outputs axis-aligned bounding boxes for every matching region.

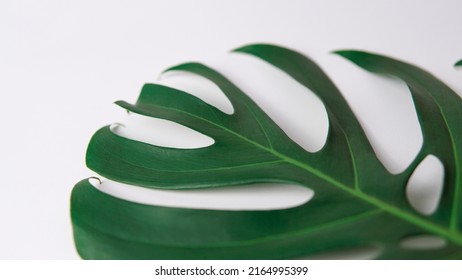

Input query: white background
[0,0,461,259]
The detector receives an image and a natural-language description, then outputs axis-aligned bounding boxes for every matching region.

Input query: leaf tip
[162,62,194,76]
[231,43,284,55]
[332,50,365,61]
[161,64,180,75]
[231,43,261,54]
[161,62,206,76]
[230,45,246,53]
[332,50,384,71]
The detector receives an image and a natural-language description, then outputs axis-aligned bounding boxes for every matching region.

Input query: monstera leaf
[71,44,462,259]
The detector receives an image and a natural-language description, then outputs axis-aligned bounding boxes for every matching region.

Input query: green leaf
[456,60,462,67]
[71,44,462,259]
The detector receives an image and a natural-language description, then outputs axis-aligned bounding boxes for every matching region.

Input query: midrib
[214,115,462,246]
[140,104,462,246]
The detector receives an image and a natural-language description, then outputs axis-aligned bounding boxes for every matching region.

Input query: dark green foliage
[71,44,462,259]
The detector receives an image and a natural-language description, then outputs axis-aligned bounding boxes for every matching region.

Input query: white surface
[0,0,461,259]
[93,179,314,211]
[406,155,445,215]
[1,260,461,280]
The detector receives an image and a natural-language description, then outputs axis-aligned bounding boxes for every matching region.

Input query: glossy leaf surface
[71,44,462,259]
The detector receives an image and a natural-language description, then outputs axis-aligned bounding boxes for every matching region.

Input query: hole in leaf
[159,72,234,114]
[406,155,444,215]
[335,70,422,174]
[96,179,314,211]
[220,54,329,153]
[400,235,446,250]
[300,245,381,260]
[111,112,215,149]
